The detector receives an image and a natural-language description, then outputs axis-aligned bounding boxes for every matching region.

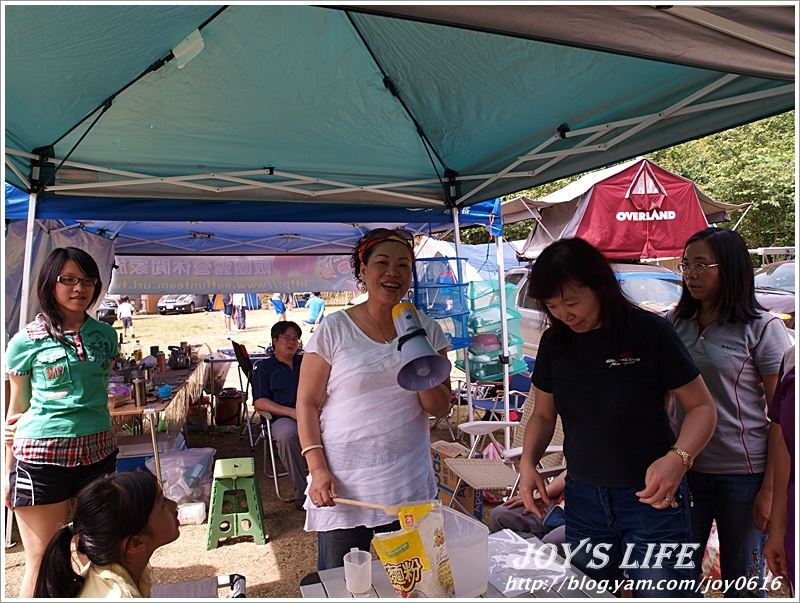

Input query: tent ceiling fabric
[5,5,795,207]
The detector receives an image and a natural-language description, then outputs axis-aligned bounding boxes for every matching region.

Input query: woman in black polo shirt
[517,238,717,597]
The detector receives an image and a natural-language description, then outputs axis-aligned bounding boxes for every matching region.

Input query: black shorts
[9,452,118,508]
[223,304,233,317]
[121,316,133,328]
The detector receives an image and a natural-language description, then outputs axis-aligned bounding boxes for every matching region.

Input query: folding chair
[252,404,293,502]
[230,341,255,444]
[442,386,565,512]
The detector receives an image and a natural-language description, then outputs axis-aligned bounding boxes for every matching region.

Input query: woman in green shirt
[4,247,119,597]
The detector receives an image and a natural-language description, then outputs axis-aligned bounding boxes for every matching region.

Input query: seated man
[303,292,325,332]
[489,470,567,546]
[251,321,306,510]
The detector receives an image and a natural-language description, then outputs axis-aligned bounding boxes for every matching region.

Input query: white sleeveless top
[303,308,448,532]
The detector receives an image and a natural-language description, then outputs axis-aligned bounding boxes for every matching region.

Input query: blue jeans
[564,475,696,597]
[687,471,767,597]
[316,520,400,570]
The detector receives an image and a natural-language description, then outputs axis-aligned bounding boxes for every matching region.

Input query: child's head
[35,470,179,598]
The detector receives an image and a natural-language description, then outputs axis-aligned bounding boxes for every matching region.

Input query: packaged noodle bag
[372,500,455,598]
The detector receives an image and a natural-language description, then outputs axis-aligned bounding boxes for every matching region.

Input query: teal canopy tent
[4,4,793,206]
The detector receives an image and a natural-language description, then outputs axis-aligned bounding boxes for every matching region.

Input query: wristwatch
[670,446,693,469]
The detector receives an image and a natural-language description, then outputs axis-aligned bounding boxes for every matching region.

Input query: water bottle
[133,340,143,362]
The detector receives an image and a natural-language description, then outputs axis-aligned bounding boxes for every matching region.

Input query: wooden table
[299,531,607,599]
[299,559,504,599]
[111,398,172,483]
[110,358,212,482]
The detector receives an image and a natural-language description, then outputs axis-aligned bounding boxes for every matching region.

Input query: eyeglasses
[277,335,301,343]
[56,275,99,287]
[676,263,720,275]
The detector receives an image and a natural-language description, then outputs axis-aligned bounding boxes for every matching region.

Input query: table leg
[145,412,162,484]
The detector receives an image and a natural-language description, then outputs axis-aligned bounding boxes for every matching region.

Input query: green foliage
[462,112,796,249]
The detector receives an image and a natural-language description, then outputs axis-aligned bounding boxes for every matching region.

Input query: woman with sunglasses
[669,227,792,597]
[296,228,451,570]
[4,247,119,596]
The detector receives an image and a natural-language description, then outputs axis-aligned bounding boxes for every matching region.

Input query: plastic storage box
[442,505,490,597]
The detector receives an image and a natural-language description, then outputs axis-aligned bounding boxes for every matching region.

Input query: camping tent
[415,236,526,282]
[514,158,749,260]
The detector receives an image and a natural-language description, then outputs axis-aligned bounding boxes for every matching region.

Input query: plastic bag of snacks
[372,501,455,598]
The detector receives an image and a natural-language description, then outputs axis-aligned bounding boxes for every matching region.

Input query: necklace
[362,306,392,344]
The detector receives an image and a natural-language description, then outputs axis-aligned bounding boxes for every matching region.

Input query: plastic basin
[442,505,489,597]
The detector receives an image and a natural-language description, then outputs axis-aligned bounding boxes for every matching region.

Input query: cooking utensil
[333,497,400,516]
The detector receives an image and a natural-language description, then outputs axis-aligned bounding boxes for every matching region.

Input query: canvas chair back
[511,385,565,468]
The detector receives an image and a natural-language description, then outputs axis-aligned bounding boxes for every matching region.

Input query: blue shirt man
[251,321,306,508]
[304,292,326,330]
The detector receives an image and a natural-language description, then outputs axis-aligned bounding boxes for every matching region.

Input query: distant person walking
[117,296,136,341]
[304,292,325,332]
[271,292,287,322]
[232,293,246,330]
[222,293,233,333]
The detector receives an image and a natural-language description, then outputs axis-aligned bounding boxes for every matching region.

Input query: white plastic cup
[343,547,372,594]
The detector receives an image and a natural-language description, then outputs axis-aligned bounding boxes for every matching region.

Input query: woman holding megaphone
[297,228,452,571]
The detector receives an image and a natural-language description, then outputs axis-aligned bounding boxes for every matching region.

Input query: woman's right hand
[308,467,338,507]
[519,460,550,519]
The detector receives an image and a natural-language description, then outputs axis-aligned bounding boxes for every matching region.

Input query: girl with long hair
[34,470,179,597]
[4,246,119,596]
[669,227,792,596]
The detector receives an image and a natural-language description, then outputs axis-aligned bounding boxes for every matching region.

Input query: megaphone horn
[392,302,452,391]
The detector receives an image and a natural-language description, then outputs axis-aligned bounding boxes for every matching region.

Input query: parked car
[511,259,796,358]
[157,293,210,314]
[512,264,684,358]
[95,295,120,325]
[754,259,795,293]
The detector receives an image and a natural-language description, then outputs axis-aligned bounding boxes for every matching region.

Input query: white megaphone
[392,302,452,391]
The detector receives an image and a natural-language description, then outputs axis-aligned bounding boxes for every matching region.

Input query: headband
[357,231,413,265]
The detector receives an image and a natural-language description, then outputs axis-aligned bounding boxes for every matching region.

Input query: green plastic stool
[206,457,267,550]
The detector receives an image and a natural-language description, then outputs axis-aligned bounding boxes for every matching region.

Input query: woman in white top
[297,228,451,570]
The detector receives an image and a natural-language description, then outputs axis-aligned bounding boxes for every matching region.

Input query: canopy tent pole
[19,192,38,330]
[495,233,511,450]
[450,206,474,435]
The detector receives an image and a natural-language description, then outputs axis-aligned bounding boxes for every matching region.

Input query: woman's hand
[635,453,686,509]
[752,486,772,533]
[764,529,788,582]
[308,467,338,507]
[518,460,550,519]
[4,412,22,446]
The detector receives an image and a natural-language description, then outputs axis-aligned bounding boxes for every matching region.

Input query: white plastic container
[177,501,206,525]
[442,505,490,597]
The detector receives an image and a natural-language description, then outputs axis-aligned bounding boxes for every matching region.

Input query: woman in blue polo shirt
[4,247,119,597]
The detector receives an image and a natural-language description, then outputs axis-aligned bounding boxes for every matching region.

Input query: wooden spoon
[333,497,400,516]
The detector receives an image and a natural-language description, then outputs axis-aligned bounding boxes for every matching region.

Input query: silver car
[511,264,684,358]
[157,293,210,314]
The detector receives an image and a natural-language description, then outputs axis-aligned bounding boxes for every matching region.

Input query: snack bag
[373,501,455,598]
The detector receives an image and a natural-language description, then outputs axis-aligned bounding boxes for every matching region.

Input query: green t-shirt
[6,315,118,439]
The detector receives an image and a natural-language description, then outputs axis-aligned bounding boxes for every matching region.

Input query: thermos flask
[132,378,146,407]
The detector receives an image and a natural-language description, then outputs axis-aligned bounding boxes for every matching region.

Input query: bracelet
[301,444,324,457]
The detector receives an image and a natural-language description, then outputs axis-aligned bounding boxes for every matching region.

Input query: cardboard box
[430,440,484,520]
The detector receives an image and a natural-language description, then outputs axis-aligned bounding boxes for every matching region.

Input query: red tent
[514,158,748,260]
